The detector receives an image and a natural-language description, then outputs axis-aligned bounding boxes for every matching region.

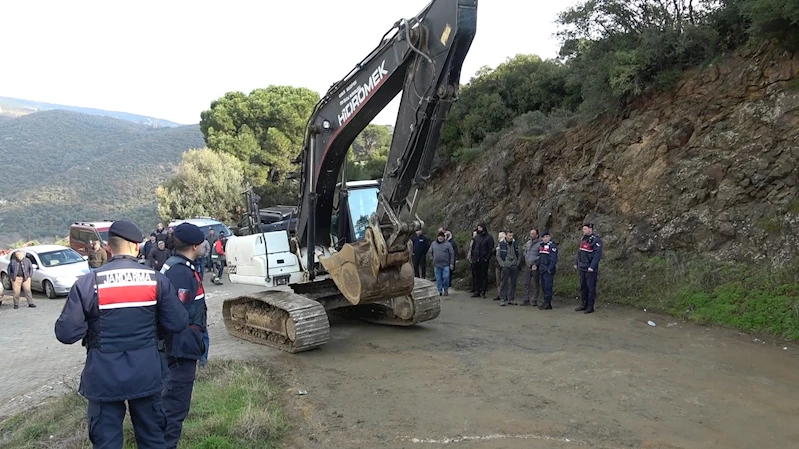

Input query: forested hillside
[0,110,204,245]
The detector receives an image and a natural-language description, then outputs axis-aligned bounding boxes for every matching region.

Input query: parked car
[0,245,91,298]
[168,217,235,239]
[69,221,114,259]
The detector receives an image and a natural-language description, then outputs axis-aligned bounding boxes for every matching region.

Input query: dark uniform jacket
[54,256,189,402]
[576,233,603,272]
[160,254,207,366]
[538,241,559,273]
[411,234,430,260]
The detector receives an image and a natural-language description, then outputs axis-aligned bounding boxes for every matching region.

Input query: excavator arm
[295,0,477,305]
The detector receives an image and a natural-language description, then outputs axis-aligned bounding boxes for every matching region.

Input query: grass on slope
[444,233,799,341]
[0,360,288,449]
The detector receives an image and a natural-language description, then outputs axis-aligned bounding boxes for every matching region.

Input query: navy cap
[173,223,205,245]
[541,230,550,236]
[108,221,143,243]
[583,222,594,228]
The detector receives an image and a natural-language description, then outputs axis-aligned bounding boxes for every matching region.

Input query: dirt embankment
[425,43,799,264]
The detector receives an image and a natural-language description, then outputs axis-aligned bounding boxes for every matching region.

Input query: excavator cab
[330,180,380,247]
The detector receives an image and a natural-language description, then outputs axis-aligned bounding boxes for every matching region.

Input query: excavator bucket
[321,238,415,306]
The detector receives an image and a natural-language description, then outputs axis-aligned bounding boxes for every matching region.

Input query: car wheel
[44,280,57,299]
[1,273,9,291]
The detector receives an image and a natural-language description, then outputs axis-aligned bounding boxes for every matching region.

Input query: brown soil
[2,284,797,449]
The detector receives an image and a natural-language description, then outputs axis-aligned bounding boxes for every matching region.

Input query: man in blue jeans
[427,231,455,296]
[193,258,210,368]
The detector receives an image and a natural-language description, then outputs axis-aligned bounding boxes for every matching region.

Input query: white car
[0,245,91,298]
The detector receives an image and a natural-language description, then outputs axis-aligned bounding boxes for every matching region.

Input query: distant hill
[0,110,205,245]
[0,96,185,128]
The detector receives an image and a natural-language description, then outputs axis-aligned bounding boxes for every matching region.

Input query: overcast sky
[1,0,580,126]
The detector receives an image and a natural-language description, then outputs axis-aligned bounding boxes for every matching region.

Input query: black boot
[584,307,595,314]
[575,302,587,312]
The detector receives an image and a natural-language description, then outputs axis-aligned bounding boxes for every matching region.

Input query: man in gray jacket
[428,231,455,296]
[496,230,520,306]
[522,229,542,306]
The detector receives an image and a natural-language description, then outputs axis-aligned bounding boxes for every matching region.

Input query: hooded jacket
[428,239,455,268]
[471,224,495,261]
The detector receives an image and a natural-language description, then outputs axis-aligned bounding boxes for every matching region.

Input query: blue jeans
[200,331,209,367]
[434,266,450,293]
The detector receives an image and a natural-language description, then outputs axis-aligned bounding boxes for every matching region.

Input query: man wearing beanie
[159,223,209,449]
[55,220,189,448]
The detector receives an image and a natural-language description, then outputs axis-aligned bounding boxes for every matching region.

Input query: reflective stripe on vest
[97,268,158,310]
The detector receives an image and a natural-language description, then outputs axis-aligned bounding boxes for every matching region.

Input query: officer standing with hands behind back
[159,223,209,449]
[575,222,603,314]
[54,220,189,449]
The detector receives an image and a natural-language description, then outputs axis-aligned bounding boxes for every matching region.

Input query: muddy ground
[1,280,797,449]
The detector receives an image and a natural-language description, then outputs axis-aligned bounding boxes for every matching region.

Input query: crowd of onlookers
[411,222,603,313]
[85,223,231,286]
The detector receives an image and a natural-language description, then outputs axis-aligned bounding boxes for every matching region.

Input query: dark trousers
[579,270,598,308]
[87,394,166,449]
[163,357,198,449]
[470,262,478,291]
[541,270,555,304]
[475,259,490,294]
[413,256,427,279]
[523,266,541,304]
[499,266,519,302]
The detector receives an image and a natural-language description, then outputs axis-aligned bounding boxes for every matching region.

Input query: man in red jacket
[212,233,227,285]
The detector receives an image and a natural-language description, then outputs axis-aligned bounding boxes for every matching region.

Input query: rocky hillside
[425,44,799,264]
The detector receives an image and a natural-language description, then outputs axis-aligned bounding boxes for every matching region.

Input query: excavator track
[332,277,441,326]
[222,291,330,353]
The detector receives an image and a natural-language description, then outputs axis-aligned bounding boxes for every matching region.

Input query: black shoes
[29,304,37,308]
[584,307,595,314]
[575,304,587,311]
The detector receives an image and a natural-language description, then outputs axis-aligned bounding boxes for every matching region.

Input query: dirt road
[2,282,797,449]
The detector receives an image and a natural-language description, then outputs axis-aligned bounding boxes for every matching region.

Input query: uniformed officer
[537,231,558,310]
[54,220,189,449]
[574,222,603,314]
[159,223,208,449]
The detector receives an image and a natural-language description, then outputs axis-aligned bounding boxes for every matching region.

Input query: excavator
[221,0,478,353]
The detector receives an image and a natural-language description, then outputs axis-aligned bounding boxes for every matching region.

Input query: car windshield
[38,249,85,267]
[98,230,109,242]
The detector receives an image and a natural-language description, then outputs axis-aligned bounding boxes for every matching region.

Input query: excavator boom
[222,0,477,353]
[299,0,478,304]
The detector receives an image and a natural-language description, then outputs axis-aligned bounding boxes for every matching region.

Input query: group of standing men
[55,220,209,449]
[414,221,603,313]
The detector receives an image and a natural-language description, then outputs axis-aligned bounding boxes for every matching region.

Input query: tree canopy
[199,86,320,185]
[156,148,246,223]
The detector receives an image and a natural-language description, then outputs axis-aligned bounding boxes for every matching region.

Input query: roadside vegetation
[442,239,799,341]
[438,0,799,167]
[0,360,288,449]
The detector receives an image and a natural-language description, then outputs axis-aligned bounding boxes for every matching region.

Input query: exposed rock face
[425,44,799,264]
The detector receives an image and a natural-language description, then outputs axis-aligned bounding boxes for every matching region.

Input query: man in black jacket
[411,230,431,279]
[470,223,495,298]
